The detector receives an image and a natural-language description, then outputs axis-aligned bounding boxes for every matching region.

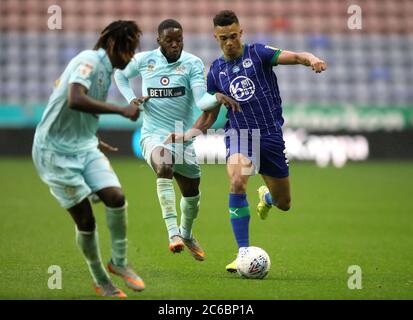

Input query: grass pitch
[0,158,412,299]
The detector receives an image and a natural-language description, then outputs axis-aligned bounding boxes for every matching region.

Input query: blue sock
[229,193,250,248]
[265,192,274,206]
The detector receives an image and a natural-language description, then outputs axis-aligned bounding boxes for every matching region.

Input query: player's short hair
[158,19,182,35]
[94,20,142,53]
[213,10,239,27]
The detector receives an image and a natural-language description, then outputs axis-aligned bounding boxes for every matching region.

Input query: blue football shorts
[225,128,289,178]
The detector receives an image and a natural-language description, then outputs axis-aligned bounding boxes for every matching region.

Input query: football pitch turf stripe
[0,158,412,299]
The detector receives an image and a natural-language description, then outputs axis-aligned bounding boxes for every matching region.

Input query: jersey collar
[156,47,184,64]
[97,48,113,73]
[222,43,247,62]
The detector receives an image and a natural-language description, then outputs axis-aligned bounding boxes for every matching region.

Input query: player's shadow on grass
[221,273,328,282]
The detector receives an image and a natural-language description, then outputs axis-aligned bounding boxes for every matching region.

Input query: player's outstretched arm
[276,50,327,73]
[163,86,240,144]
[164,107,221,144]
[114,69,140,103]
[68,83,148,121]
[193,85,240,113]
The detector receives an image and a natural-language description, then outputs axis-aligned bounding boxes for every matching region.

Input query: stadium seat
[0,0,412,108]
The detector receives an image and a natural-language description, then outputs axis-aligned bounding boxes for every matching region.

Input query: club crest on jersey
[242,59,253,68]
[175,65,186,73]
[160,76,170,86]
[229,76,255,101]
[147,59,156,71]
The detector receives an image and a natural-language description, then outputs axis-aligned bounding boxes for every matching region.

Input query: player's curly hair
[213,10,239,27]
[94,20,142,54]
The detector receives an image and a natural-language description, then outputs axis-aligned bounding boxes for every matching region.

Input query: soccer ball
[236,246,271,279]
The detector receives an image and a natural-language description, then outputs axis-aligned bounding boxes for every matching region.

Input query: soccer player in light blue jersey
[115,19,239,261]
[32,21,148,298]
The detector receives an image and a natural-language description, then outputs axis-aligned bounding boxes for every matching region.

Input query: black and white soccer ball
[236,246,271,279]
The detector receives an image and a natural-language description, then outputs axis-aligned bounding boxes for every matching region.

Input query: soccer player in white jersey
[32,21,148,298]
[115,19,239,261]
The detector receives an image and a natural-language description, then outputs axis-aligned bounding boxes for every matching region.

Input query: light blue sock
[105,202,128,267]
[179,194,200,240]
[157,178,179,239]
[75,227,110,285]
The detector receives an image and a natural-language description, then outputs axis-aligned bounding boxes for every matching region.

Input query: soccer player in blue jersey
[32,21,148,297]
[171,10,327,272]
[115,19,239,261]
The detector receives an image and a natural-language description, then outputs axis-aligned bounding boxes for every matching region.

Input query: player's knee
[182,187,200,198]
[104,190,125,208]
[77,216,96,232]
[156,164,174,179]
[230,175,247,194]
[277,197,291,212]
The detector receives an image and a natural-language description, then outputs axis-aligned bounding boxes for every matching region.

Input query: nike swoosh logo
[230,208,239,216]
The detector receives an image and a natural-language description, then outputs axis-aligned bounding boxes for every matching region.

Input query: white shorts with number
[140,135,201,179]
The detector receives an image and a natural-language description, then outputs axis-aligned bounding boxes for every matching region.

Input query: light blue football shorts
[32,146,121,209]
[140,135,201,179]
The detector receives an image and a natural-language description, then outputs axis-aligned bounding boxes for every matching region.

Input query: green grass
[0,158,412,299]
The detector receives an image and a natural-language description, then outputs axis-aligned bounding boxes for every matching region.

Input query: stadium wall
[2,0,413,165]
[2,128,413,163]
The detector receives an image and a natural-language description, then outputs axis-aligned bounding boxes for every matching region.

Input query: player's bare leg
[226,153,253,272]
[257,175,291,219]
[68,199,126,297]
[151,147,184,253]
[227,154,252,194]
[173,173,205,261]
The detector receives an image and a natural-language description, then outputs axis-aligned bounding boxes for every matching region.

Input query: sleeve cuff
[127,97,137,104]
[271,49,282,66]
[68,78,91,90]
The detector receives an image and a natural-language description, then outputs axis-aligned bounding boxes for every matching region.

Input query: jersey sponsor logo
[242,59,253,68]
[232,65,240,73]
[229,76,255,101]
[160,76,170,86]
[147,87,186,98]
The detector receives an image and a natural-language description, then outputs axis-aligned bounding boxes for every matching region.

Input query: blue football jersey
[207,43,283,135]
